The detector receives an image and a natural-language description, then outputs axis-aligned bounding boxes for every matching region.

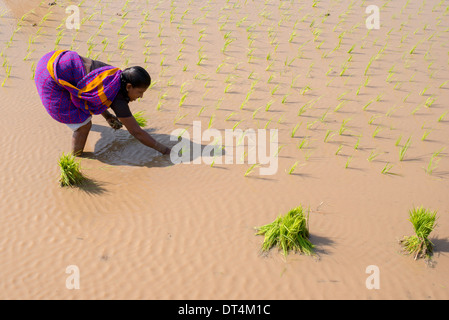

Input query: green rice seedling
[252,107,262,119]
[403,93,411,103]
[224,83,233,94]
[118,35,129,49]
[274,145,285,158]
[372,126,382,138]
[298,138,308,150]
[339,118,351,135]
[216,62,225,73]
[324,130,335,143]
[368,151,381,162]
[439,80,449,88]
[287,161,300,175]
[5,64,11,79]
[400,207,437,260]
[334,101,346,113]
[304,150,314,161]
[277,115,284,125]
[255,205,314,256]
[394,82,403,90]
[421,130,432,141]
[368,115,381,125]
[244,163,261,177]
[320,109,329,123]
[425,148,444,175]
[297,104,309,117]
[225,112,236,121]
[197,52,206,66]
[345,156,352,169]
[266,61,274,71]
[354,136,361,150]
[240,90,254,110]
[337,90,351,101]
[291,75,300,89]
[420,86,429,96]
[31,62,36,80]
[300,85,312,95]
[208,114,215,129]
[335,145,343,155]
[133,111,148,127]
[233,120,243,131]
[222,38,234,53]
[265,100,274,112]
[381,162,394,174]
[291,123,301,138]
[264,119,272,130]
[173,112,187,125]
[58,153,86,187]
[425,153,439,175]
[409,43,418,54]
[399,136,412,161]
[348,44,356,54]
[395,135,402,146]
[363,99,374,111]
[156,100,164,111]
[411,105,421,116]
[438,111,448,122]
[364,76,370,87]
[364,57,375,76]
[425,97,436,108]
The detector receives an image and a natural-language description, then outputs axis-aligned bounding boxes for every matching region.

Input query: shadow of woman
[82,124,217,169]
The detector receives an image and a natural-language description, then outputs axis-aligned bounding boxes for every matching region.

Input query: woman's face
[126,84,148,102]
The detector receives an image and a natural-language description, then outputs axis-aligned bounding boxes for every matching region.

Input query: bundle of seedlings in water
[133,111,148,127]
[58,153,86,187]
[400,206,437,260]
[255,206,314,256]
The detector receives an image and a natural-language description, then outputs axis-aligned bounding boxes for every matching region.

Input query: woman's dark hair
[121,66,151,89]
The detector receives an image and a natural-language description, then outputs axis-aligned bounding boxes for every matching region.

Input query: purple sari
[35,50,122,124]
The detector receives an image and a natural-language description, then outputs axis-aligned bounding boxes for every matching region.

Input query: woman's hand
[162,146,172,155]
[106,115,123,130]
[101,110,123,130]
[118,116,171,155]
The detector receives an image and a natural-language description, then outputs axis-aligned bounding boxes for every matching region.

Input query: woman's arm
[119,116,171,155]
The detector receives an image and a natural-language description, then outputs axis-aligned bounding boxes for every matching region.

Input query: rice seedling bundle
[58,153,86,187]
[400,207,437,260]
[255,206,314,256]
[133,111,148,127]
